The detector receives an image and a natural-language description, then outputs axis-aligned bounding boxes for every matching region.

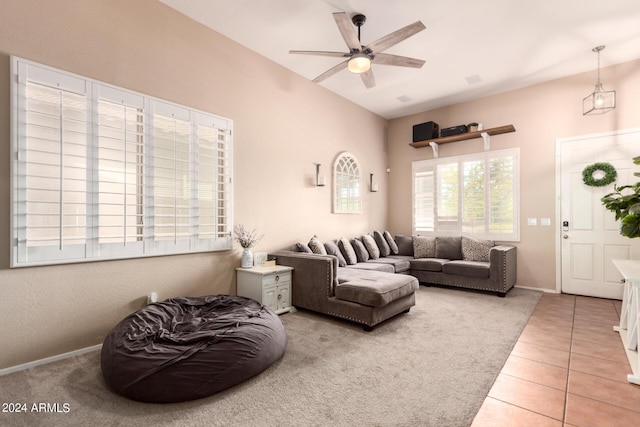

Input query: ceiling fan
[289,12,426,89]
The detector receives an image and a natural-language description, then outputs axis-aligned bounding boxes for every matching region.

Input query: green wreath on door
[582,162,617,187]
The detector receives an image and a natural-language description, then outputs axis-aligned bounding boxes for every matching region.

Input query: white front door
[558,128,640,299]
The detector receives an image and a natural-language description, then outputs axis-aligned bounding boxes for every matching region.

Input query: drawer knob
[275,275,279,282]
[277,294,282,300]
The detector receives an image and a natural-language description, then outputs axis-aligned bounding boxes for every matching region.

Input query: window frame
[10,56,233,267]
[412,148,520,241]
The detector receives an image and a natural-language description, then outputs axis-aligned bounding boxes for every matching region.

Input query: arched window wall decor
[333,152,362,214]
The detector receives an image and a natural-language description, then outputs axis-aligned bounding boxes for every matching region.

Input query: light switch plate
[541,218,551,226]
[527,218,537,226]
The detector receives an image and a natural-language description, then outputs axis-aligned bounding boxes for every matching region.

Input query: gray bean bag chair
[101,294,287,403]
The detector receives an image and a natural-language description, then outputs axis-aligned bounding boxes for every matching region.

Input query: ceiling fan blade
[373,53,425,68]
[360,69,375,89]
[289,50,349,58]
[333,12,362,51]
[312,59,349,83]
[365,21,426,54]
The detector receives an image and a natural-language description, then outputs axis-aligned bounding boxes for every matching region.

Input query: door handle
[563,234,569,239]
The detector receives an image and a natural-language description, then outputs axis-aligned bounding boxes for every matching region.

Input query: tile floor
[471,292,640,427]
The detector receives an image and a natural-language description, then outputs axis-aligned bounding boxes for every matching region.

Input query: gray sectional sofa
[269,232,516,330]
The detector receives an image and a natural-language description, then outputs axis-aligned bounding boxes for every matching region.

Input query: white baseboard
[0,344,102,376]
[514,285,558,294]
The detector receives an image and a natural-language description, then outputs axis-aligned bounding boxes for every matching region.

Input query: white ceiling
[160,0,640,119]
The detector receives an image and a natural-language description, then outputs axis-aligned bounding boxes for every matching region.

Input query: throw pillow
[351,238,370,262]
[461,236,494,262]
[361,234,380,259]
[383,230,399,255]
[308,235,327,255]
[395,235,414,256]
[373,230,391,257]
[435,236,462,260]
[295,242,312,253]
[338,238,358,265]
[324,240,347,267]
[413,236,436,258]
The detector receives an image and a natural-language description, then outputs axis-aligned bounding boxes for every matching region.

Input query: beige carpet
[0,285,541,427]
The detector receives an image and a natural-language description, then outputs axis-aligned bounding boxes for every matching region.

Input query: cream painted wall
[0,0,388,369]
[387,58,640,291]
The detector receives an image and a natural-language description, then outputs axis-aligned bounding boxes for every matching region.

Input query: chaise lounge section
[269,250,418,330]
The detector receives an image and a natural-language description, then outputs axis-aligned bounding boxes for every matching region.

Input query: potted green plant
[601,156,640,238]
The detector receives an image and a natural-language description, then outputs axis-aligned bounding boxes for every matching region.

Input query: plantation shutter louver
[488,154,516,235]
[195,113,232,250]
[462,159,485,234]
[437,162,459,233]
[412,166,435,233]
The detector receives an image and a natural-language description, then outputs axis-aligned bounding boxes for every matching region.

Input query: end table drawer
[263,271,291,286]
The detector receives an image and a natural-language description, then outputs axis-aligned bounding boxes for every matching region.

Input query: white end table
[236,265,295,315]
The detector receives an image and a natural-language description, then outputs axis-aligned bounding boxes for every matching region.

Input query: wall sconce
[316,164,325,187]
[370,173,378,192]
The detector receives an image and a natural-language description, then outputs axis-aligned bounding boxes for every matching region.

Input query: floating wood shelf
[409,124,516,148]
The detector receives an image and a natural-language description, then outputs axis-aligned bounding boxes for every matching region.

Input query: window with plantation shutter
[412,148,519,241]
[11,57,233,267]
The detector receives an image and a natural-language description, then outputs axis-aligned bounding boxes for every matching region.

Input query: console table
[612,259,640,385]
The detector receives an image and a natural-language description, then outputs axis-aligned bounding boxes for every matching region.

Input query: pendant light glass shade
[583,45,616,115]
[348,53,371,74]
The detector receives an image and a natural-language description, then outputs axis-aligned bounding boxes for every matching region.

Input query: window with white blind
[10,57,233,267]
[412,148,519,241]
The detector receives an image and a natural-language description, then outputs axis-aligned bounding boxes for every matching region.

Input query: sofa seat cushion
[442,260,490,279]
[366,256,412,273]
[335,270,419,307]
[342,262,395,273]
[409,258,449,272]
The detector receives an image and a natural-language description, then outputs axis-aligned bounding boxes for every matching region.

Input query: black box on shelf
[412,121,439,142]
[440,124,469,137]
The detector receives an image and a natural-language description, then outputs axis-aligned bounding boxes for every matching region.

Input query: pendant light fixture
[582,45,616,115]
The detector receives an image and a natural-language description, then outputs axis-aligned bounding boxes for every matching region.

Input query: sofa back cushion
[413,236,436,258]
[461,236,494,262]
[362,234,380,259]
[295,242,313,253]
[324,240,347,267]
[383,231,399,255]
[435,236,462,260]
[373,231,391,257]
[338,238,358,265]
[395,235,414,256]
[351,238,370,262]
[308,236,327,255]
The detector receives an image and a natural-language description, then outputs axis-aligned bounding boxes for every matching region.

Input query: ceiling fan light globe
[348,54,371,74]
